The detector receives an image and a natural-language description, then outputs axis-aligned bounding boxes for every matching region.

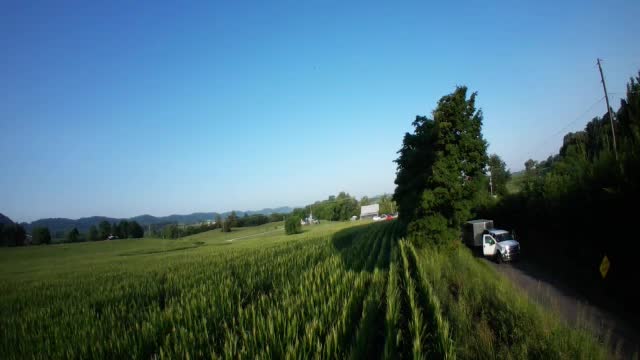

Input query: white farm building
[360,204,379,220]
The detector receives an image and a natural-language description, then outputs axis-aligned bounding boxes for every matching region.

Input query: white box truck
[464,219,521,263]
[464,219,494,247]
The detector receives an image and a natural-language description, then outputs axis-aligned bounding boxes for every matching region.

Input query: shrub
[285,216,302,235]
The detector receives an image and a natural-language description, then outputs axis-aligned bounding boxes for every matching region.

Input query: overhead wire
[515,96,605,167]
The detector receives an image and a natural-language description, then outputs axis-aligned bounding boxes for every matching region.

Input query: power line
[549,96,606,140]
[516,96,605,167]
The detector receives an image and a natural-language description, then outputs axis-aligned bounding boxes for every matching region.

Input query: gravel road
[483,258,640,359]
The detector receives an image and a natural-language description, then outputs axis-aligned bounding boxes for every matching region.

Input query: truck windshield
[494,233,513,242]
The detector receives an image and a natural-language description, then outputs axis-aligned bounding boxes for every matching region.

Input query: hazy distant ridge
[21,207,293,234]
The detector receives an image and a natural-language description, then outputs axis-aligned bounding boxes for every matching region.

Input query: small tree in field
[222,220,232,233]
[66,228,80,243]
[88,225,98,241]
[285,216,302,235]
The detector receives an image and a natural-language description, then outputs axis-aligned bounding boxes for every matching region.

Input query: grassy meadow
[0,220,606,359]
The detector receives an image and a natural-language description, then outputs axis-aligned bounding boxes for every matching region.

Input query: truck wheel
[496,253,502,264]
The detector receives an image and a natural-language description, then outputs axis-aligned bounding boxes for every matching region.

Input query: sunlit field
[0,221,605,359]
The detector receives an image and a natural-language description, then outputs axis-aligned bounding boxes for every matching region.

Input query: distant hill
[0,213,14,225]
[21,207,293,234]
[28,216,120,234]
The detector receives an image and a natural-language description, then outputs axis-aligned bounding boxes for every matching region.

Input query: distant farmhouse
[360,204,379,220]
[302,210,318,225]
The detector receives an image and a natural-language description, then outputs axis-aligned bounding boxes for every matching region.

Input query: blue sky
[1,0,639,222]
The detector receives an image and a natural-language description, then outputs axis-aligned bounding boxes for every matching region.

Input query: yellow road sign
[600,255,610,279]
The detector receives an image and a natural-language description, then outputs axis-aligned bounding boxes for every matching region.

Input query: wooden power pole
[596,58,618,159]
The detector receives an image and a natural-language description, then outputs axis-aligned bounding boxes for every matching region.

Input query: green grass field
[0,221,606,359]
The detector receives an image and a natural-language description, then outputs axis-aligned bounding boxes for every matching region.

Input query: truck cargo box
[464,219,494,247]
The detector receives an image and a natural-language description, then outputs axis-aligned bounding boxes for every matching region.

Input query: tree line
[478,71,640,323]
[157,212,289,238]
[1,212,292,244]
[0,219,147,246]
[0,223,27,246]
[390,69,640,327]
[290,192,398,222]
[3,197,399,245]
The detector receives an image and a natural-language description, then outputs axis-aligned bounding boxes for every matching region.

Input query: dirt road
[484,258,640,358]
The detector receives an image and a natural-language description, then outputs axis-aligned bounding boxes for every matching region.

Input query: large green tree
[88,225,98,241]
[1,223,26,246]
[378,194,397,215]
[111,222,122,238]
[394,86,487,245]
[33,227,52,245]
[227,211,238,228]
[163,224,180,239]
[129,221,144,238]
[222,220,232,233]
[66,228,80,243]
[360,196,371,206]
[285,216,302,235]
[487,154,511,196]
[98,221,111,240]
[119,220,130,238]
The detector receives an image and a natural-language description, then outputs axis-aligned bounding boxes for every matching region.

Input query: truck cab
[482,229,520,262]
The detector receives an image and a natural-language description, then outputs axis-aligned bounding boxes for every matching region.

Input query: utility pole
[489,171,493,197]
[597,58,618,159]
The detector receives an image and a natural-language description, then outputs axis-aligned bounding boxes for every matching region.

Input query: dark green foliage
[66,228,80,243]
[155,215,280,239]
[159,222,219,239]
[112,222,122,238]
[285,216,302,235]
[87,225,98,241]
[15,224,26,246]
[237,214,270,227]
[479,71,640,324]
[33,227,52,245]
[227,211,238,228]
[129,221,144,238]
[0,223,27,246]
[163,224,180,238]
[119,220,130,239]
[394,86,488,246]
[488,154,511,196]
[268,213,285,223]
[222,220,232,233]
[360,196,371,206]
[378,194,396,215]
[299,192,359,221]
[98,221,111,240]
[291,207,306,220]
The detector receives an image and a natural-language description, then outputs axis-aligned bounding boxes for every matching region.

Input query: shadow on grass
[118,242,207,256]
[330,220,400,273]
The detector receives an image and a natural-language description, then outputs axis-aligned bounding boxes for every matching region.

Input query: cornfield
[0,221,605,359]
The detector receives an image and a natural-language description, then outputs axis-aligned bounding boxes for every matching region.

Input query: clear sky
[1,0,639,222]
